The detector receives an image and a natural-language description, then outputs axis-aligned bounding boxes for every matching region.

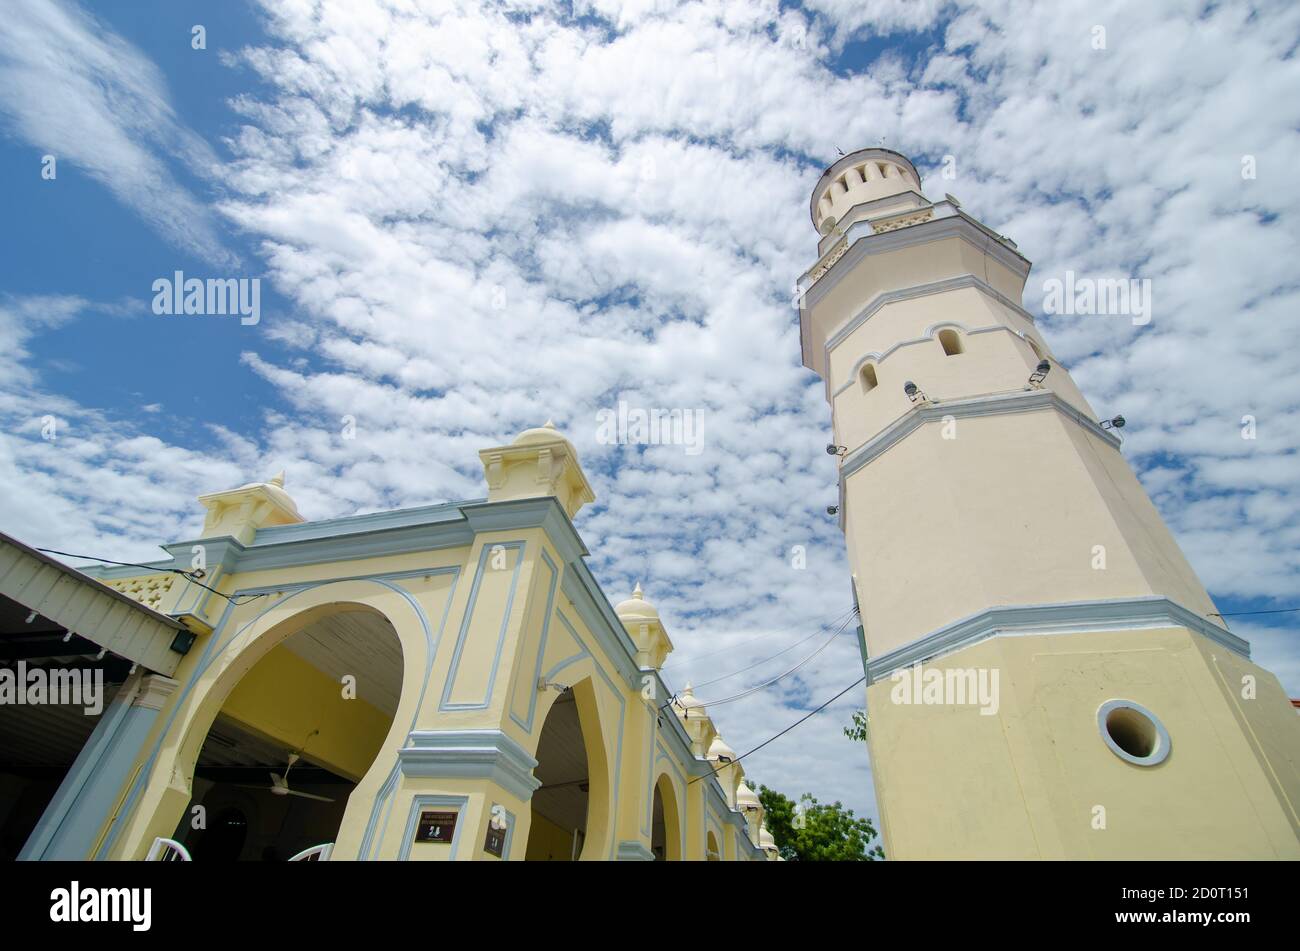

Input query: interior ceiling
[0,672,121,768]
[197,713,349,786]
[280,609,403,716]
[531,690,589,836]
[199,713,309,769]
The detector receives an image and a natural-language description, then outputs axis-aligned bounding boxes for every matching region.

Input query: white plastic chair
[145,837,192,861]
[288,843,333,862]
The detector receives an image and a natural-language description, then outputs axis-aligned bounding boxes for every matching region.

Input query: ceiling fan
[237,727,335,800]
[239,751,335,803]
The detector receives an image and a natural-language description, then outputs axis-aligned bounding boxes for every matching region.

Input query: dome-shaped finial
[269,470,285,488]
[615,581,659,622]
[675,681,703,712]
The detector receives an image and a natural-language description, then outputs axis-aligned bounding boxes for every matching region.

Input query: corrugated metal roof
[0,531,186,676]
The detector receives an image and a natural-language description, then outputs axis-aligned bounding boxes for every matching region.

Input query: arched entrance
[705,830,720,861]
[651,773,682,860]
[172,605,403,860]
[525,678,610,860]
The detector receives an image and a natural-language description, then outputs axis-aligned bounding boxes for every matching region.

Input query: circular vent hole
[1105,707,1156,758]
[1097,700,1169,766]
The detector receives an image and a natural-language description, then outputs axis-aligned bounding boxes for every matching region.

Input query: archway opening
[175,606,403,861]
[650,773,682,860]
[526,682,608,861]
[860,363,878,392]
[706,830,721,861]
[938,329,963,355]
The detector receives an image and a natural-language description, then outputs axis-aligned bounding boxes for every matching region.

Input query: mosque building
[800,148,1300,859]
[2,148,1297,862]
[2,423,771,861]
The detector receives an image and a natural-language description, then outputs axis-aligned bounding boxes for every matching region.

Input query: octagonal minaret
[799,148,1300,859]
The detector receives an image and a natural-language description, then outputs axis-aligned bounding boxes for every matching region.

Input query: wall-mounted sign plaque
[415,811,457,843]
[483,824,506,857]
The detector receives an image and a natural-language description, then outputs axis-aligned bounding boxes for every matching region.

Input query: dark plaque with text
[415,811,457,843]
[484,824,506,857]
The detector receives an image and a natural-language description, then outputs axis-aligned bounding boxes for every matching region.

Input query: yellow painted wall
[93,510,758,862]
[524,812,578,861]
[867,628,1300,859]
[220,643,393,781]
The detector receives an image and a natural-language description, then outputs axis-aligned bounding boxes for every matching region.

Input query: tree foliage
[756,784,884,861]
[843,709,868,743]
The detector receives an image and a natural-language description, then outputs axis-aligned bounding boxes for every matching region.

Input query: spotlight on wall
[826,443,847,456]
[826,505,839,516]
[1100,415,1126,430]
[1028,360,1051,387]
[537,678,570,693]
[169,627,197,655]
[903,380,927,403]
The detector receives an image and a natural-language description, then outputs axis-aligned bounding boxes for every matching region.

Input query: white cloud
[0,0,233,264]
[5,0,1300,837]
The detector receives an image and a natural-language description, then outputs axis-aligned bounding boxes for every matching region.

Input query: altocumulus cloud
[1,0,1299,824]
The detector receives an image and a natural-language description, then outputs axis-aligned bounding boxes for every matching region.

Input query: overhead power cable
[663,605,856,670]
[689,606,861,690]
[1210,607,1300,617]
[36,547,267,606]
[664,608,859,712]
[688,673,867,785]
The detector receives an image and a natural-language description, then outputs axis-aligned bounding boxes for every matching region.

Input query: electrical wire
[1210,607,1300,617]
[37,547,267,606]
[688,606,861,690]
[688,612,856,708]
[688,673,867,785]
[663,608,859,712]
[662,605,856,670]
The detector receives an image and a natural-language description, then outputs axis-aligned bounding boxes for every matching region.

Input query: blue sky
[1,0,1298,830]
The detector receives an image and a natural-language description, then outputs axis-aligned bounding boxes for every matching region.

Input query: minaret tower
[798,148,1300,859]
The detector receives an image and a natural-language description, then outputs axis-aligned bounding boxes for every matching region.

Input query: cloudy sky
[1,0,1297,832]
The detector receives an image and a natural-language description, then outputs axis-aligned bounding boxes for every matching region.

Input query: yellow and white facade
[799,148,1300,859]
[17,424,768,861]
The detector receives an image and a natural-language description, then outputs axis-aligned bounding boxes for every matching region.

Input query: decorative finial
[683,681,693,695]
[269,471,285,487]
[632,581,644,600]
[544,419,556,429]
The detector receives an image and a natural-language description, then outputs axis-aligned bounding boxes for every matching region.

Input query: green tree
[843,709,868,743]
[755,784,885,860]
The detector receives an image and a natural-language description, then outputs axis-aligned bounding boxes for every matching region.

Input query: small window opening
[860,364,878,392]
[938,329,963,355]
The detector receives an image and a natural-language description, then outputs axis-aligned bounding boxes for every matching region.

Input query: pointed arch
[651,772,683,861]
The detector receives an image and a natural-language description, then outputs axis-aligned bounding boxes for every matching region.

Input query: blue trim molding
[439,540,526,711]
[616,840,656,861]
[839,389,1121,487]
[398,730,542,802]
[863,595,1250,684]
[509,549,559,732]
